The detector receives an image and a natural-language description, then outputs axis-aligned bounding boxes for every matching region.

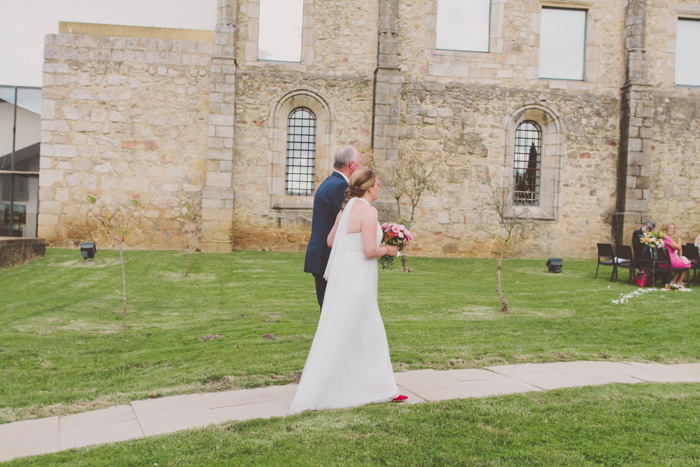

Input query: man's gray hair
[644,220,656,229]
[333,146,358,169]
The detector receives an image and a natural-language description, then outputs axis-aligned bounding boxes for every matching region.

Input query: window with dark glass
[513,121,541,206]
[0,85,41,237]
[285,107,316,196]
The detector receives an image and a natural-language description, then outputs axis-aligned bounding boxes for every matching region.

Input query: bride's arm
[362,207,399,259]
[327,211,342,247]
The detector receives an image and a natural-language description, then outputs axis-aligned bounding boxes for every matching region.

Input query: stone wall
[37,0,700,258]
[0,238,46,269]
[648,92,700,239]
[395,84,620,258]
[39,24,213,249]
[388,0,625,258]
[622,0,700,243]
[230,0,379,251]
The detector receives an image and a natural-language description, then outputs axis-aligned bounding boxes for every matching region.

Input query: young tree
[375,156,435,272]
[474,178,532,314]
[182,199,202,276]
[86,195,142,328]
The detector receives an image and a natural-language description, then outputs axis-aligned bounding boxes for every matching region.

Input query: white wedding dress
[290,198,399,414]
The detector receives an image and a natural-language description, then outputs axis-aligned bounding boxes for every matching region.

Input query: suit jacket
[304,171,348,275]
[632,228,644,258]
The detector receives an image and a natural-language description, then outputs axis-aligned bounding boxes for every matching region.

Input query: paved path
[2,361,700,462]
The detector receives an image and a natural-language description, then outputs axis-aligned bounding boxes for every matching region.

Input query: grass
[1,248,698,427]
[7,383,700,466]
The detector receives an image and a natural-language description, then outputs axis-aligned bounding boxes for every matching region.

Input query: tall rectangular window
[513,121,541,206]
[285,108,316,196]
[539,8,586,80]
[258,0,304,62]
[436,0,491,53]
[676,19,700,86]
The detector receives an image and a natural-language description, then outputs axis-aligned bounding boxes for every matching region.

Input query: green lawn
[8,383,700,466]
[1,248,698,428]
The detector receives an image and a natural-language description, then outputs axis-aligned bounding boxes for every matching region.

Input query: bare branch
[85,195,142,328]
[473,175,533,313]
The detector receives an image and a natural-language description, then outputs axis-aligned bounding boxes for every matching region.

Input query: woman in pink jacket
[661,222,691,287]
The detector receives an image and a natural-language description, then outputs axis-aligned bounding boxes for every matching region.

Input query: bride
[290,169,406,413]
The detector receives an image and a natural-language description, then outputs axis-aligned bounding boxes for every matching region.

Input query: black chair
[614,245,634,283]
[595,243,616,281]
[683,243,699,285]
[655,247,690,286]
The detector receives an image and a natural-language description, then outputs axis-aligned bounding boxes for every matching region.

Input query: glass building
[0,85,41,238]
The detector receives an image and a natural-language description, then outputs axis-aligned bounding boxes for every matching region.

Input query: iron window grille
[513,121,541,206]
[285,107,317,196]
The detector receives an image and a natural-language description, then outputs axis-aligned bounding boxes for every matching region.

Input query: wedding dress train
[290,198,398,413]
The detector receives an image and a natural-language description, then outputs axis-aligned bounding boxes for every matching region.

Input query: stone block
[206,172,231,187]
[42,99,56,120]
[42,144,77,158]
[628,152,650,166]
[62,107,84,120]
[210,114,235,126]
[215,126,234,138]
[625,199,649,212]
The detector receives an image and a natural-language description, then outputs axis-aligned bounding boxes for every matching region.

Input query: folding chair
[614,245,634,283]
[595,243,616,281]
[683,243,699,285]
[656,247,690,286]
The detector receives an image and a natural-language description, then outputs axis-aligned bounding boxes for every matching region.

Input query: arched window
[513,121,541,206]
[285,107,316,196]
[503,104,563,220]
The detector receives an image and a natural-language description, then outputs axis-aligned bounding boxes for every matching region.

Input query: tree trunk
[401,246,410,273]
[394,198,402,221]
[186,231,191,276]
[119,241,128,328]
[496,259,512,314]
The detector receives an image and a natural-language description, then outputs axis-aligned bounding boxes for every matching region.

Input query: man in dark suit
[632,220,655,258]
[304,146,362,309]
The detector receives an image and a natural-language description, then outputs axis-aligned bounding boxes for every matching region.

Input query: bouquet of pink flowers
[379,222,413,269]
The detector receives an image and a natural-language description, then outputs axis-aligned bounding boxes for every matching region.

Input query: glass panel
[285,107,316,196]
[258,0,304,62]
[0,87,16,171]
[12,174,39,237]
[539,8,586,80]
[513,121,541,206]
[436,0,491,53]
[676,19,700,86]
[14,88,42,172]
[0,174,11,236]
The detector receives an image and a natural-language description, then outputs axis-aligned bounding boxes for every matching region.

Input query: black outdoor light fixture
[80,242,97,261]
[546,258,563,273]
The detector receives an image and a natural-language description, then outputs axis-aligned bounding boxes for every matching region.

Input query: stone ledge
[59,22,214,42]
[0,238,47,269]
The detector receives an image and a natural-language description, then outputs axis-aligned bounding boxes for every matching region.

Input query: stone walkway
[2,361,700,462]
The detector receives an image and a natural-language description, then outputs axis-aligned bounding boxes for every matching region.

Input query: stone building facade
[39,0,700,258]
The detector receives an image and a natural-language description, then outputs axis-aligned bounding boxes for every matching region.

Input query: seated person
[632,220,655,258]
[659,222,691,286]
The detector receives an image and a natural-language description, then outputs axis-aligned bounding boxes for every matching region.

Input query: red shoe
[393,394,408,402]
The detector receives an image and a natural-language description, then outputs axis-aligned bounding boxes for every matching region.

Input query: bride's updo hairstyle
[342,168,377,209]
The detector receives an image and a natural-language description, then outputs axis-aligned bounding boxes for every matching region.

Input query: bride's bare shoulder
[358,203,378,219]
